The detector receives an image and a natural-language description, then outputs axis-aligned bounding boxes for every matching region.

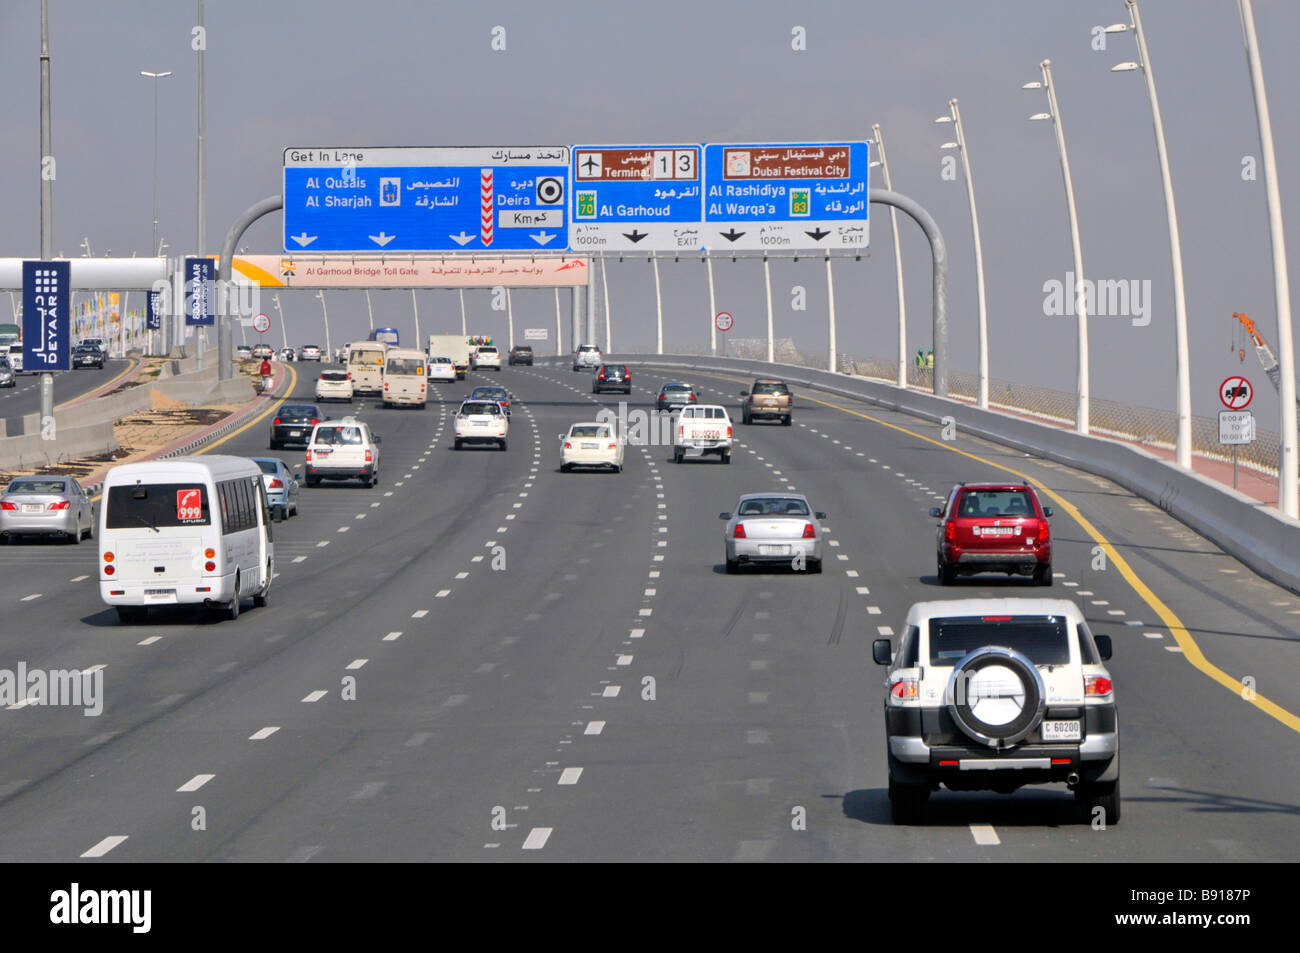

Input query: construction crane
[1233,311,1292,400]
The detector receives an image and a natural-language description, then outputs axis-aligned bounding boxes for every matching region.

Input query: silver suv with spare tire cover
[873,598,1119,825]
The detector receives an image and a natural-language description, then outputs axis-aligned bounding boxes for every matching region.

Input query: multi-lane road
[0,359,1296,861]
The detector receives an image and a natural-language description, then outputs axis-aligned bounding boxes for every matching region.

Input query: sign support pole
[764,257,774,364]
[653,252,663,355]
[506,288,513,350]
[706,254,717,357]
[554,287,562,357]
[38,0,54,430]
[826,255,837,373]
[601,257,612,353]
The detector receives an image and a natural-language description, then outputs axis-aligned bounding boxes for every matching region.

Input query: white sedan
[560,422,624,473]
[427,356,457,381]
[454,400,508,450]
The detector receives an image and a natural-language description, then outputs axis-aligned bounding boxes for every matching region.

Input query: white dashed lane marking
[177,773,214,793]
[80,835,128,858]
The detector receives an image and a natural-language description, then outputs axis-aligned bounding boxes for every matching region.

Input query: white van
[347,341,387,395]
[381,348,428,408]
[98,456,274,623]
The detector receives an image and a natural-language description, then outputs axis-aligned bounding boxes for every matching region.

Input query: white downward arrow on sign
[530,231,555,246]
[369,232,395,247]
[291,233,317,247]
[449,232,475,246]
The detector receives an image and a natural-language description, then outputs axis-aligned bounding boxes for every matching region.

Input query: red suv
[931,483,1054,586]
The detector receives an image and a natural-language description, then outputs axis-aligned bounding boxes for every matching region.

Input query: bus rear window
[106,483,211,528]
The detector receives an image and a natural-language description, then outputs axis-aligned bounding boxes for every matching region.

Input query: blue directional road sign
[570,145,704,252]
[22,259,71,372]
[283,147,570,253]
[702,142,869,251]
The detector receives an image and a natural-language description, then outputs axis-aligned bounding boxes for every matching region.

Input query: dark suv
[931,483,1054,585]
[508,345,534,366]
[73,343,105,369]
[593,364,631,394]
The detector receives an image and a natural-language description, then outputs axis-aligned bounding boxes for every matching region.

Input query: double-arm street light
[936,100,989,409]
[1024,60,1089,435]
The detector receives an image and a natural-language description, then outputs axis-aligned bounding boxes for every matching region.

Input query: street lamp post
[272,293,288,350]
[936,99,989,409]
[1103,1,1192,470]
[871,124,908,389]
[1237,0,1298,516]
[316,291,331,360]
[1025,61,1090,435]
[140,70,172,269]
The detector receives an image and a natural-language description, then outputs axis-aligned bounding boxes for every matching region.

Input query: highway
[0,358,136,431]
[0,359,1296,862]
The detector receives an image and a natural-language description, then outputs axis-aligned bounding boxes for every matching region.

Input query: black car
[269,403,322,449]
[593,364,631,394]
[508,345,534,366]
[73,344,105,369]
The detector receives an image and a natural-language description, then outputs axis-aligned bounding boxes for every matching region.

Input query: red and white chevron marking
[480,169,494,246]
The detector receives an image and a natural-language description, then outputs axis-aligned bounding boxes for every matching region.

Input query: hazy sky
[1,0,1298,422]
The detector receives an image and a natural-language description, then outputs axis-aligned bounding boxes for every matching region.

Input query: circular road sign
[715,311,734,332]
[1220,375,1253,410]
[253,313,271,334]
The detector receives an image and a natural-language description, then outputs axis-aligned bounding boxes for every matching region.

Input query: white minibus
[99,456,274,623]
[347,340,387,395]
[381,348,428,408]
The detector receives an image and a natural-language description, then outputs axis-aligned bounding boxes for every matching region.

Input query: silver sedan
[0,476,95,543]
[251,457,300,521]
[720,493,826,574]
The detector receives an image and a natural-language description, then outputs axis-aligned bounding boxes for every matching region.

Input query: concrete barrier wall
[562,353,1300,595]
[0,420,118,472]
[1,360,250,473]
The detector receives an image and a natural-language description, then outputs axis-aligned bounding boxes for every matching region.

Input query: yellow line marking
[89,363,299,502]
[193,363,299,455]
[759,383,1300,735]
[55,356,140,410]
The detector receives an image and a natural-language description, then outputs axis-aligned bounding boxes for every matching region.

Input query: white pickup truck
[673,404,733,464]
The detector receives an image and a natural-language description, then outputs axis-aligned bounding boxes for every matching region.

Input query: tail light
[1085,675,1113,697]
[384,382,389,390]
[104,565,115,575]
[305,450,312,462]
[598,369,606,379]
[103,551,114,562]
[678,425,684,439]
[48,501,70,510]
[688,393,696,401]
[311,418,319,425]
[1037,520,1050,542]
[802,523,816,539]
[733,523,747,539]
[269,479,283,489]
[945,522,956,541]
[204,561,216,572]
[608,443,617,449]
[204,548,215,559]
[347,372,352,380]
[0,502,16,511]
[564,441,572,449]
[365,450,373,463]
[726,426,732,438]
[890,678,919,700]
[273,417,281,426]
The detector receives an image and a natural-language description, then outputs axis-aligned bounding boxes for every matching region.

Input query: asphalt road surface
[0,360,1295,861]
